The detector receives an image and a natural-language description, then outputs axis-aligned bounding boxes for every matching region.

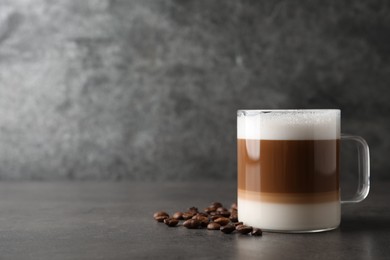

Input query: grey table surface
[0,181,388,260]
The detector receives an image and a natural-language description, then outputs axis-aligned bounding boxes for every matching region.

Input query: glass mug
[237,109,370,233]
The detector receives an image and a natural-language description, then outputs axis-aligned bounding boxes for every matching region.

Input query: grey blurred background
[0,0,388,181]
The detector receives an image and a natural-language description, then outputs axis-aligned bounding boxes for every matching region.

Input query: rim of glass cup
[237,109,340,116]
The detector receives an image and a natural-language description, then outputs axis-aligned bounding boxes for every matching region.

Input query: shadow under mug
[237,109,370,233]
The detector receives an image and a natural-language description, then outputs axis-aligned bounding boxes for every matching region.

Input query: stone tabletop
[0,181,388,259]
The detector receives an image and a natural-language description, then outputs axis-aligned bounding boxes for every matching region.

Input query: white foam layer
[237,110,340,140]
[238,198,340,231]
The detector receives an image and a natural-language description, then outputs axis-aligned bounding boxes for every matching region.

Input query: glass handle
[341,134,370,204]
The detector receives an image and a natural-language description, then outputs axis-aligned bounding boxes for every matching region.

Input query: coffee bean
[216,207,231,217]
[172,212,184,220]
[236,225,253,234]
[183,219,201,229]
[153,211,169,219]
[219,211,231,218]
[229,212,238,222]
[207,222,221,230]
[204,207,216,214]
[214,217,230,226]
[188,207,199,214]
[251,228,263,236]
[216,207,228,213]
[234,222,243,227]
[210,202,223,209]
[153,211,169,222]
[220,224,235,234]
[229,215,238,222]
[164,218,179,227]
[155,215,168,222]
[229,216,238,223]
[210,215,223,221]
[230,203,237,210]
[182,212,195,220]
[192,215,209,227]
[196,212,209,217]
[209,211,219,217]
[219,211,230,218]
[229,208,237,214]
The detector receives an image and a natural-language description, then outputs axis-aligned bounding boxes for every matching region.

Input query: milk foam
[237,110,340,140]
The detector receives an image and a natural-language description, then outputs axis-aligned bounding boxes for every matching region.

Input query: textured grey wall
[0,0,389,180]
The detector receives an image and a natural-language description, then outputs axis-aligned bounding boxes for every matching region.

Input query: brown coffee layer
[238,189,339,204]
[238,139,339,193]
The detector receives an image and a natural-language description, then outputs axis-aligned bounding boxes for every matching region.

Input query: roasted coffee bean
[172,212,184,220]
[229,208,237,214]
[164,218,179,227]
[229,212,238,222]
[155,215,169,222]
[153,211,169,222]
[216,207,228,213]
[229,216,238,223]
[251,228,263,236]
[204,207,216,214]
[234,222,243,227]
[229,210,238,217]
[153,211,169,219]
[219,211,231,218]
[200,220,209,227]
[220,224,235,234]
[236,225,253,234]
[230,203,237,210]
[188,207,199,214]
[216,207,230,217]
[214,217,230,226]
[207,222,221,230]
[183,219,201,229]
[209,211,218,217]
[210,215,223,221]
[219,211,230,218]
[196,212,209,217]
[182,212,195,220]
[210,202,223,209]
[192,215,209,227]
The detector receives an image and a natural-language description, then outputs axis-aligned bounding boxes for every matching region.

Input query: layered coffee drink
[237,110,340,232]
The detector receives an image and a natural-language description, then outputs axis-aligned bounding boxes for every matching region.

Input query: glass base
[261,225,339,234]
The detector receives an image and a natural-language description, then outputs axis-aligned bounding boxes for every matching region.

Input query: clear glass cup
[237,109,370,233]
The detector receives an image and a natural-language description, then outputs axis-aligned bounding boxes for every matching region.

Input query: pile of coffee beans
[153,202,262,236]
